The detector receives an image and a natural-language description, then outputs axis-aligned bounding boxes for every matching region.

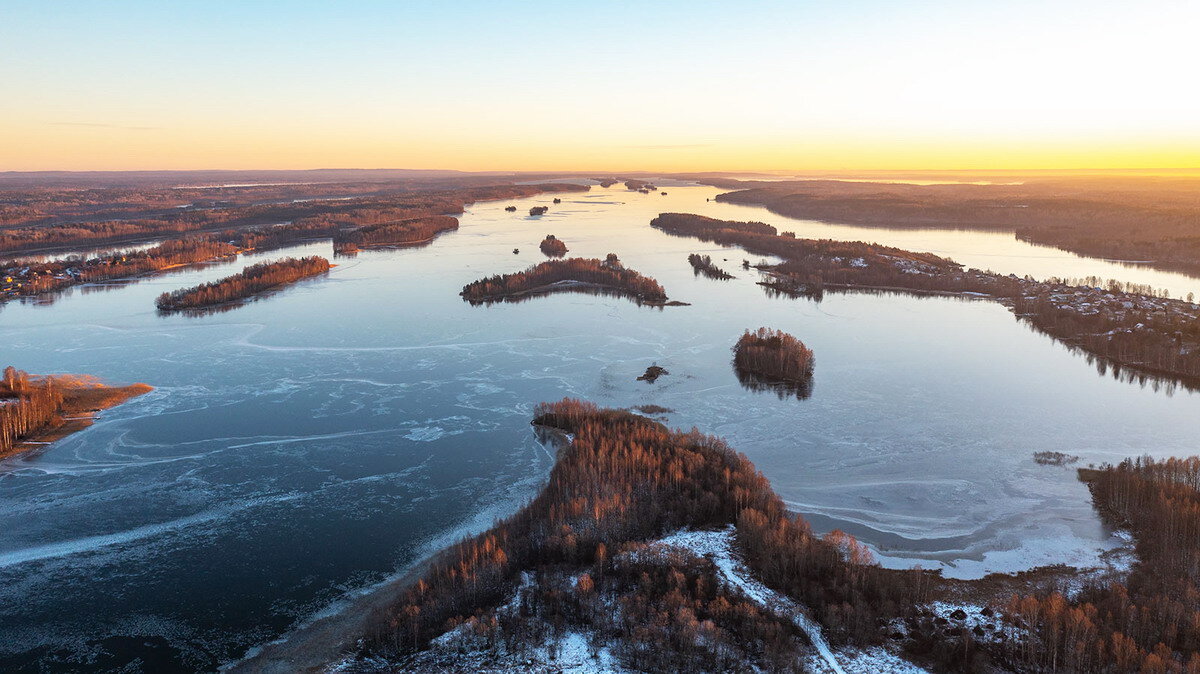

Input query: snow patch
[650,527,850,674]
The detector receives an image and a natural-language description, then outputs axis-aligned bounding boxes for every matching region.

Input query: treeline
[363,400,929,669]
[687,253,735,280]
[651,212,1200,390]
[990,456,1200,673]
[710,177,1200,277]
[539,234,568,257]
[155,256,330,311]
[0,177,499,227]
[1,238,239,301]
[331,215,458,253]
[460,257,669,305]
[0,183,586,256]
[0,367,64,456]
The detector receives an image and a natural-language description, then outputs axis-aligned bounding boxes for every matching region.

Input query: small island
[332,215,458,252]
[156,256,331,312]
[460,256,677,306]
[687,253,734,280]
[1,366,152,459]
[732,327,815,399]
[637,364,669,383]
[539,234,568,257]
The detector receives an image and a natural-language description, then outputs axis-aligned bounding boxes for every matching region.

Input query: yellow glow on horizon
[3,1,1198,173]
[3,118,1197,173]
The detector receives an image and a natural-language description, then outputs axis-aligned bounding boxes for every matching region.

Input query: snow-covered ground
[649,527,930,674]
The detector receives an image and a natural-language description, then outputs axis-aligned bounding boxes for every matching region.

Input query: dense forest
[354,398,1200,672]
[361,399,931,671]
[976,456,1200,673]
[706,176,1200,277]
[687,253,735,279]
[155,256,331,312]
[732,328,815,399]
[0,367,64,456]
[0,182,586,255]
[460,257,670,306]
[539,234,568,257]
[651,212,1200,390]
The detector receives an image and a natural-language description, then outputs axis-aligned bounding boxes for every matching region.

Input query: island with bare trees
[1,366,152,459]
[732,328,815,398]
[687,253,734,279]
[539,234,568,257]
[156,256,331,312]
[332,215,458,254]
[460,257,677,306]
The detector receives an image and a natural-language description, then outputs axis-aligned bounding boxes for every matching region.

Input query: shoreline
[225,549,440,674]
[0,377,153,461]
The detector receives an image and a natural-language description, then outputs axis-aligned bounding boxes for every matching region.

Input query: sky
[2,0,1198,172]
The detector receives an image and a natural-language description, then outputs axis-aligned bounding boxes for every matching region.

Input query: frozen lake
[2,183,1198,671]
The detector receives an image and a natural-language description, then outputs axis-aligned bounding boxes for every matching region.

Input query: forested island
[331,215,458,254]
[687,253,735,279]
[732,328,815,399]
[460,256,675,306]
[652,212,1200,390]
[705,176,1200,277]
[538,234,568,257]
[1,367,152,459]
[155,256,331,312]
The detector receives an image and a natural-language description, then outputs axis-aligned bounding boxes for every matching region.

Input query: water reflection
[733,366,815,400]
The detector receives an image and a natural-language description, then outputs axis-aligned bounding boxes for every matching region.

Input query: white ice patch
[404,427,445,442]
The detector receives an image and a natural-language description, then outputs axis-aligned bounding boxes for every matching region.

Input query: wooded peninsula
[1,366,152,459]
[342,398,1200,672]
[703,176,1200,277]
[652,212,1200,390]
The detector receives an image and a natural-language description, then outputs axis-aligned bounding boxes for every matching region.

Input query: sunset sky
[3,0,1197,172]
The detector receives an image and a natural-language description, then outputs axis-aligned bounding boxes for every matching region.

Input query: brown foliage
[539,235,568,257]
[155,256,330,311]
[363,400,927,666]
[711,177,1200,277]
[688,253,735,280]
[460,257,668,305]
[652,212,1200,390]
[332,215,458,250]
[0,367,64,455]
[992,457,1200,673]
